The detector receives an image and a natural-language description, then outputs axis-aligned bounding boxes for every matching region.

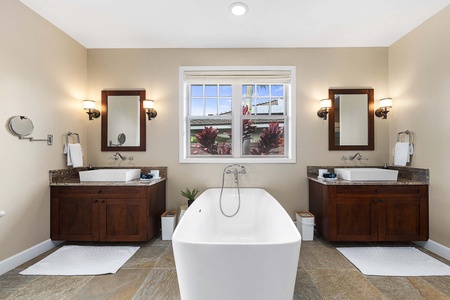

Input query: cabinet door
[378,197,422,241]
[99,198,147,242]
[335,197,378,241]
[53,195,99,241]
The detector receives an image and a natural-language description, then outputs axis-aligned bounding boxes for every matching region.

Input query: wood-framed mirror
[101,90,146,151]
[328,88,374,150]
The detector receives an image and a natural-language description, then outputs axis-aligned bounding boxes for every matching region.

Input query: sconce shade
[379,98,393,108]
[375,97,392,119]
[317,99,332,120]
[83,100,96,109]
[143,99,157,121]
[320,99,332,109]
[83,100,100,121]
[143,99,154,109]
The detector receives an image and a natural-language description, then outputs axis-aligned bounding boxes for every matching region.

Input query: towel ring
[397,130,413,143]
[66,131,80,144]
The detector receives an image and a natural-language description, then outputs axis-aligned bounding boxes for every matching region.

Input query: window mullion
[232,83,241,158]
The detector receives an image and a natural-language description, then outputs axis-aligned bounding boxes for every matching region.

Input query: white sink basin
[79,169,141,182]
[334,168,398,181]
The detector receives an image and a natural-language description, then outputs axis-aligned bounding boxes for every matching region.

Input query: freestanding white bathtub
[172,188,301,300]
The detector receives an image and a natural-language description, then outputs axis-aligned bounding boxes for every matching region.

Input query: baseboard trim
[0,239,63,276]
[415,239,450,261]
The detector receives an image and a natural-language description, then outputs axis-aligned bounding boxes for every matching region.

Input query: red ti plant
[194,126,232,155]
[251,122,284,155]
[218,143,232,155]
[195,126,219,154]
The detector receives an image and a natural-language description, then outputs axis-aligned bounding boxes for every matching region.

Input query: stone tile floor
[1,234,450,299]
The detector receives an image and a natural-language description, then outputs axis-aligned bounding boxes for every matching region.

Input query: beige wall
[0,0,87,261]
[389,5,450,248]
[87,48,390,220]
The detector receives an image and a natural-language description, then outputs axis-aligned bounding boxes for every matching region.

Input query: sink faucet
[349,153,362,161]
[109,152,134,161]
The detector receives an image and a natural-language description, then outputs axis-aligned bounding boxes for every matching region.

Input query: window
[179,66,296,163]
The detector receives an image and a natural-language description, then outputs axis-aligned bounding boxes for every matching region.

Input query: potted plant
[181,188,199,207]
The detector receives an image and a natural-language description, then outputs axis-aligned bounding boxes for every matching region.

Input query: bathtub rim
[172,187,301,246]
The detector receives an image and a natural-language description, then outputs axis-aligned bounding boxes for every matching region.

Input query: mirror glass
[8,116,34,136]
[328,89,374,150]
[101,90,146,151]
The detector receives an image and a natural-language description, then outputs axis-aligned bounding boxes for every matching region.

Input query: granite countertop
[49,177,166,187]
[307,176,427,186]
[307,165,429,186]
[49,166,168,187]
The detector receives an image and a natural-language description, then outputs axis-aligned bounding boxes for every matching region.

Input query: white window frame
[179,66,296,163]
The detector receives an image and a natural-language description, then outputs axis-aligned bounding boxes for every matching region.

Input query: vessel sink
[79,169,141,182]
[334,168,398,181]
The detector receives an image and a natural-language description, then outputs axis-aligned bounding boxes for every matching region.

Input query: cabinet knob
[93,200,98,203]
[379,199,384,202]
[98,190,102,193]
[101,200,106,203]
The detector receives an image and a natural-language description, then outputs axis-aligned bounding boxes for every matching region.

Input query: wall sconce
[375,98,392,119]
[83,100,100,121]
[143,99,157,121]
[317,99,332,120]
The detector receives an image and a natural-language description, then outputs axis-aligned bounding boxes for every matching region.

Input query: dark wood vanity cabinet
[51,182,166,242]
[309,180,429,242]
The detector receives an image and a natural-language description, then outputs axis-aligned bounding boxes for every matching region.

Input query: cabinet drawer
[55,186,144,196]
[335,185,422,195]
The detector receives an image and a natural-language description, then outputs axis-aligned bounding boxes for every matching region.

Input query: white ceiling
[19,0,450,49]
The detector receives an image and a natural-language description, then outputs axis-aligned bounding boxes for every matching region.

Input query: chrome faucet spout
[233,169,239,183]
[349,153,361,161]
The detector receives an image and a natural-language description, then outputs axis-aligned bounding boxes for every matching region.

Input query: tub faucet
[223,164,247,183]
[233,169,239,183]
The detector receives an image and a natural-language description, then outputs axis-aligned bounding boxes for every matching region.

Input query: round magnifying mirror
[117,133,126,145]
[8,116,34,136]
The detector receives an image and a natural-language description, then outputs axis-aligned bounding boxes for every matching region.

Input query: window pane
[219,85,232,97]
[271,85,284,97]
[190,120,232,156]
[205,98,218,116]
[205,85,218,97]
[257,85,269,96]
[191,85,203,97]
[242,118,285,156]
[270,98,285,115]
[256,98,269,115]
[190,98,203,116]
[219,98,232,115]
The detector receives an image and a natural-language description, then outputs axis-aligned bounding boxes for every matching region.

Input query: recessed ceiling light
[230,2,249,16]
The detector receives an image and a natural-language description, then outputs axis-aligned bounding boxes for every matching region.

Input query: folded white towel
[66,143,83,168]
[394,142,413,166]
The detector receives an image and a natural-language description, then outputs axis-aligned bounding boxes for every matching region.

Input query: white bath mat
[337,247,450,276]
[20,245,139,276]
